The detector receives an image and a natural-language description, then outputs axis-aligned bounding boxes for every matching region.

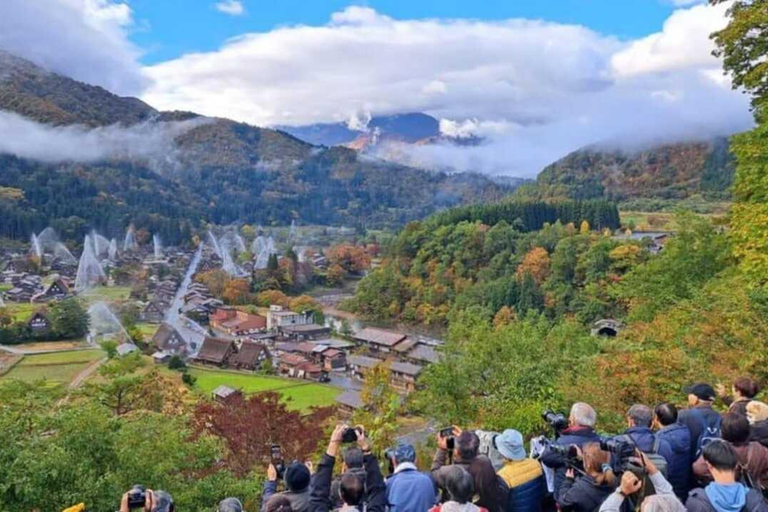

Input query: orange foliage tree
[516,247,551,285]
[328,244,371,274]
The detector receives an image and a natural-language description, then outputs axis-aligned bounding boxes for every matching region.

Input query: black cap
[684,383,716,401]
[284,462,311,491]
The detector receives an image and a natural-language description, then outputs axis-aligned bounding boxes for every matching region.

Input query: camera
[271,444,286,480]
[342,426,363,443]
[127,485,146,509]
[599,439,635,464]
[439,427,455,451]
[542,410,569,434]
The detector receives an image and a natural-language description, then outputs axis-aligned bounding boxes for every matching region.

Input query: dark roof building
[195,337,235,366]
[230,341,270,371]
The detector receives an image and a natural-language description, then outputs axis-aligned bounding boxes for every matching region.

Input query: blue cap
[392,443,416,463]
[495,429,526,461]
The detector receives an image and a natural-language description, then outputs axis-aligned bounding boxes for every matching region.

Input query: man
[692,413,768,489]
[331,447,366,510]
[119,488,174,512]
[218,498,244,512]
[262,461,312,512]
[599,452,684,512]
[386,443,437,512]
[309,424,386,512]
[685,441,768,512]
[654,402,692,501]
[432,428,507,512]
[619,405,675,463]
[678,383,721,458]
[717,378,760,417]
[540,402,602,495]
[495,429,546,512]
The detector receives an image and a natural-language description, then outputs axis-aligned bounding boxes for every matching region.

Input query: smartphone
[271,444,283,462]
[439,427,454,438]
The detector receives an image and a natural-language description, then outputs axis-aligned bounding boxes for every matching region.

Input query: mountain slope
[0,52,510,242]
[517,138,735,208]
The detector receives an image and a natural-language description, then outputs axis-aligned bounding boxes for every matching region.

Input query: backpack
[619,434,669,478]
[695,411,722,459]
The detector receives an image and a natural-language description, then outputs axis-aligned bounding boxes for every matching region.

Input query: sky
[0,0,755,177]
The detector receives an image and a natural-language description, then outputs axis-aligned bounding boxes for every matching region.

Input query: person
[746,401,768,447]
[692,413,768,489]
[685,441,768,512]
[432,428,507,512]
[266,496,294,512]
[219,497,245,512]
[556,443,617,512]
[429,466,488,512]
[386,443,437,512]
[717,378,760,417]
[262,461,312,512]
[678,383,721,458]
[331,447,366,510]
[495,429,546,512]
[618,405,675,463]
[653,403,692,501]
[119,488,174,512]
[540,403,602,495]
[309,424,386,512]
[599,452,684,512]
[476,429,506,472]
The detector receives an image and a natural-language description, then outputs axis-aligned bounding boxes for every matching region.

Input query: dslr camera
[126,485,146,509]
[341,426,363,443]
[542,410,569,435]
[599,439,637,472]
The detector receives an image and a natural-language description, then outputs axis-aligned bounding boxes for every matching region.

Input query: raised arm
[309,424,347,512]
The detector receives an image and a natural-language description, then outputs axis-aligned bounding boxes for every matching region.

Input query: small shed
[212,385,242,402]
[591,319,622,337]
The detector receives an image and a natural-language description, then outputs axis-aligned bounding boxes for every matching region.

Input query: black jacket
[679,406,721,457]
[556,475,615,512]
[657,422,693,501]
[540,427,602,495]
[685,487,768,512]
[750,421,768,448]
[309,453,386,512]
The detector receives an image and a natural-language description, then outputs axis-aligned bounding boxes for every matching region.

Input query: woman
[718,377,760,417]
[430,466,488,512]
[747,400,768,447]
[557,444,617,512]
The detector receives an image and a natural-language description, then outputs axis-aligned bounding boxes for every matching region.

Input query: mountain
[517,138,735,210]
[279,112,442,148]
[0,51,510,243]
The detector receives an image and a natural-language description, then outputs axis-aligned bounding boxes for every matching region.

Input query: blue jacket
[508,473,546,512]
[621,426,675,463]
[540,427,602,495]
[657,423,692,501]
[386,464,437,512]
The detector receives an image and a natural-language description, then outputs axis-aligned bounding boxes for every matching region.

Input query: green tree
[49,298,90,340]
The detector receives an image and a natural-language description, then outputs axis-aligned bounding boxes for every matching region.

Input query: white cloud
[0,0,147,95]
[666,0,706,6]
[214,0,245,16]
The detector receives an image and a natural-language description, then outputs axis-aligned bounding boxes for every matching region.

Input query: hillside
[0,52,510,242]
[519,138,735,210]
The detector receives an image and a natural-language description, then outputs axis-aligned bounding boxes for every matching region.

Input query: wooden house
[229,341,271,371]
[194,337,236,367]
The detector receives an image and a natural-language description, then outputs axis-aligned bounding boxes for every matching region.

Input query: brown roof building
[195,337,236,366]
[230,341,271,371]
[353,327,408,354]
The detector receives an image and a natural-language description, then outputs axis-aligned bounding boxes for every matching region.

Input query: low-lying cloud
[0,111,208,169]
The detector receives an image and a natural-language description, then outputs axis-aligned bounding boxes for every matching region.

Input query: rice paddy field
[0,349,105,385]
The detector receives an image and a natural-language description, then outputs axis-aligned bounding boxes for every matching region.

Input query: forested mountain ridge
[517,138,735,209]
[0,52,511,241]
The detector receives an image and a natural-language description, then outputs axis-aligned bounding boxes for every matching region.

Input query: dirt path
[69,357,107,389]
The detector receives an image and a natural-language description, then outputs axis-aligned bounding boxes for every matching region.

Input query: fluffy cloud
[214,0,245,16]
[141,3,751,176]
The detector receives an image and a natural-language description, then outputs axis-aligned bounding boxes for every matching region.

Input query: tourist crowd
[104,377,768,512]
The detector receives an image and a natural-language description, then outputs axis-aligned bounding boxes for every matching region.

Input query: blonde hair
[747,401,768,424]
[582,443,616,487]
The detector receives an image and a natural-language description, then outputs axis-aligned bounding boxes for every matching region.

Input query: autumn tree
[353,362,402,459]
[326,263,345,287]
[191,392,333,477]
[516,247,551,285]
[328,244,371,274]
[196,269,231,297]
[223,278,252,305]
[256,289,290,308]
[579,220,590,234]
[289,295,324,322]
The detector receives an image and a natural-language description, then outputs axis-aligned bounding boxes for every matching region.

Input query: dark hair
[266,495,293,512]
[340,472,365,506]
[722,413,751,444]
[455,431,480,461]
[628,404,653,428]
[735,377,760,399]
[343,447,364,469]
[703,440,739,471]
[443,466,475,504]
[654,403,678,426]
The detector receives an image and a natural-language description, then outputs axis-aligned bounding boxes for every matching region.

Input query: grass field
[3,302,38,321]
[79,286,133,304]
[135,323,159,339]
[1,349,104,385]
[189,367,340,411]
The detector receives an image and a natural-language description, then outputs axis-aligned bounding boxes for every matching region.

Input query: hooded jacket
[309,452,386,512]
[685,484,768,512]
[431,449,507,512]
[556,474,615,512]
[692,442,768,489]
[750,421,768,448]
[539,426,602,495]
[680,406,721,457]
[262,482,310,512]
[497,459,546,512]
[657,423,693,500]
[386,463,438,512]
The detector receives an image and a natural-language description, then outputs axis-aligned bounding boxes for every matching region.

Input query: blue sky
[131,0,682,64]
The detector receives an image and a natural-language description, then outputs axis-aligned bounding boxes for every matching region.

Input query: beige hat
[746,400,768,424]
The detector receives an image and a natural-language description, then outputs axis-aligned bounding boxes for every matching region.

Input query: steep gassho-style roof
[353,327,407,347]
[230,341,268,367]
[196,337,234,363]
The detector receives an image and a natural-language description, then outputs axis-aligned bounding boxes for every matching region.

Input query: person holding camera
[685,441,768,512]
[495,429,546,512]
[540,403,602,496]
[330,447,366,510]
[432,427,507,512]
[556,443,617,512]
[218,498,245,512]
[309,424,386,512]
[716,378,760,418]
[262,460,312,512]
[429,466,488,512]
[654,403,693,501]
[385,443,437,512]
[692,413,768,489]
[598,451,684,512]
[119,487,174,512]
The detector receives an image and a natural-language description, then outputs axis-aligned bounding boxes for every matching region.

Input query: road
[70,356,107,388]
